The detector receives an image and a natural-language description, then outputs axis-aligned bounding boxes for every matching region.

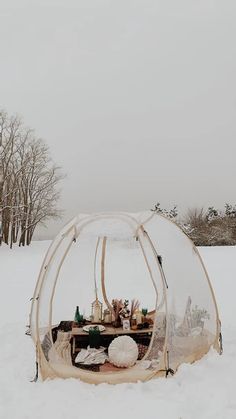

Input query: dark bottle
[74,306,81,323]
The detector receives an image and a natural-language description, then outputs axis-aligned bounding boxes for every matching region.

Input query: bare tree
[0,110,64,247]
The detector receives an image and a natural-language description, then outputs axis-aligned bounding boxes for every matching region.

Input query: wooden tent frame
[29,211,221,384]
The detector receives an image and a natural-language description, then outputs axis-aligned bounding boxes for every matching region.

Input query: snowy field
[0,242,236,419]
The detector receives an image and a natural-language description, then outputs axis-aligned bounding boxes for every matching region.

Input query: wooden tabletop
[71,326,152,336]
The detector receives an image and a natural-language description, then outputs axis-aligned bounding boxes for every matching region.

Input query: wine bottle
[74,306,80,323]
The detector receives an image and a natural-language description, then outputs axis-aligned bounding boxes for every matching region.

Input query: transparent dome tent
[29,211,222,384]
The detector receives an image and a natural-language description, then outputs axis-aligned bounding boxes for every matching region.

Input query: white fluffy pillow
[108,336,139,368]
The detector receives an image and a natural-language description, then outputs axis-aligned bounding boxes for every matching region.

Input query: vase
[89,327,101,348]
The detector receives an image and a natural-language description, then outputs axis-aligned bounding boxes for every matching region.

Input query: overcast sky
[1,0,236,238]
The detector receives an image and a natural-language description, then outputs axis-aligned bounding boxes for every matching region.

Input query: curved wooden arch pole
[94,237,101,301]
[100,236,113,314]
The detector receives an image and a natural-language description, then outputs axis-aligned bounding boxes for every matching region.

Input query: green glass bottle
[74,306,80,323]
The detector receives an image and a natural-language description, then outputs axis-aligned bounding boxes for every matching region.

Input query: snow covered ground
[0,242,235,419]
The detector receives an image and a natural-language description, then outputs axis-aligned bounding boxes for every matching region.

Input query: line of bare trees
[152,202,236,246]
[0,110,63,247]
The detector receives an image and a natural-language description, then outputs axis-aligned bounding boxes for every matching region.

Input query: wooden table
[71,326,153,354]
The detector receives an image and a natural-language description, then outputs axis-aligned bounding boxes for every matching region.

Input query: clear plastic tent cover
[30,212,220,383]
[143,215,219,370]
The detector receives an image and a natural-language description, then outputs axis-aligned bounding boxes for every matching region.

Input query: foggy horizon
[1,1,236,239]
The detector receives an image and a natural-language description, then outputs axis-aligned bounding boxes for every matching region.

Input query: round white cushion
[108,336,139,368]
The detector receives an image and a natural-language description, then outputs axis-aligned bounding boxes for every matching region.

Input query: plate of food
[83,325,106,333]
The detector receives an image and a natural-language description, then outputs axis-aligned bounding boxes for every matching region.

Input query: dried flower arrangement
[130,299,140,319]
[111,299,123,327]
[119,300,130,321]
[111,299,142,327]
